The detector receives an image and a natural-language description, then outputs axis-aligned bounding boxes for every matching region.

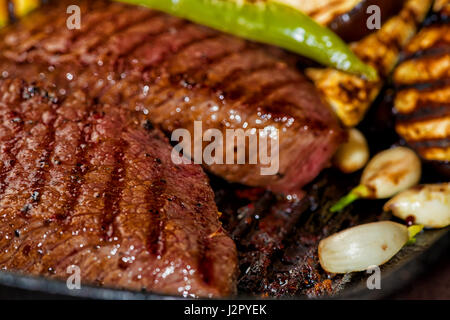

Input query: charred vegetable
[0,0,8,27]
[331,147,422,212]
[385,183,450,229]
[117,0,377,79]
[393,2,450,174]
[0,0,41,27]
[11,0,40,17]
[307,0,433,126]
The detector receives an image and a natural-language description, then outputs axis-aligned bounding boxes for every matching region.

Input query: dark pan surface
[0,226,447,299]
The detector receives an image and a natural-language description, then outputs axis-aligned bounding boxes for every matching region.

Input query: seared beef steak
[0,0,345,194]
[0,79,237,297]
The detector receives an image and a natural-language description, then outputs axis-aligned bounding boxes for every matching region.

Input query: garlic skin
[318,221,409,274]
[333,128,369,173]
[361,147,421,199]
[384,183,450,229]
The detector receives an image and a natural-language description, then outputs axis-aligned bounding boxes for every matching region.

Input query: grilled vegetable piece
[393,2,450,171]
[11,0,40,17]
[0,0,8,27]
[117,0,376,79]
[384,183,450,229]
[306,0,433,127]
[330,147,422,212]
[332,128,369,173]
[318,221,409,274]
[0,0,40,26]
[276,0,361,26]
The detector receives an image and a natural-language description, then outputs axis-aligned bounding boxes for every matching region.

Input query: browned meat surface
[0,79,237,297]
[0,0,345,194]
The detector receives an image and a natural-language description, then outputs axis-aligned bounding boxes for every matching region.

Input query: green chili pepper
[116,0,378,80]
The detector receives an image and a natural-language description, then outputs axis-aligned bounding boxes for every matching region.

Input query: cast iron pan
[0,227,447,299]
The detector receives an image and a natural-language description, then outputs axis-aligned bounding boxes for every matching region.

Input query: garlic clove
[384,183,450,229]
[333,128,369,174]
[318,221,409,274]
[361,147,421,199]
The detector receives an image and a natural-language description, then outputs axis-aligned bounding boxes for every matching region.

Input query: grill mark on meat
[126,24,215,72]
[198,239,215,286]
[45,9,157,66]
[1,89,91,269]
[186,43,253,82]
[101,141,126,241]
[228,79,303,106]
[0,84,60,266]
[0,111,24,195]
[41,4,126,54]
[102,18,187,67]
[56,108,94,222]
[18,87,58,218]
[167,36,249,83]
[141,34,220,75]
[2,1,112,60]
[21,121,56,217]
[169,44,250,86]
[202,48,279,86]
[99,33,224,108]
[212,62,279,93]
[0,88,57,213]
[73,9,159,58]
[145,177,166,256]
[79,25,217,108]
[0,81,30,193]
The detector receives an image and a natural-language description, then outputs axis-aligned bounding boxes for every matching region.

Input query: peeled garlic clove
[384,183,450,229]
[333,128,369,174]
[361,147,421,199]
[318,221,409,274]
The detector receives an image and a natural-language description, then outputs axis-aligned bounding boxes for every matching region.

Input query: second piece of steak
[0,0,345,194]
[0,79,237,297]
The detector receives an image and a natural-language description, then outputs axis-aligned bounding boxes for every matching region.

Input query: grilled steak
[0,0,345,194]
[0,79,237,297]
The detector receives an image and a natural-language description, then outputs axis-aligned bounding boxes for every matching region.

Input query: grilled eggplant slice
[306,0,433,127]
[393,1,450,175]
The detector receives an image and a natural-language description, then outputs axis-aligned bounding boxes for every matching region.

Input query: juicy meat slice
[0,0,345,194]
[0,79,237,297]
